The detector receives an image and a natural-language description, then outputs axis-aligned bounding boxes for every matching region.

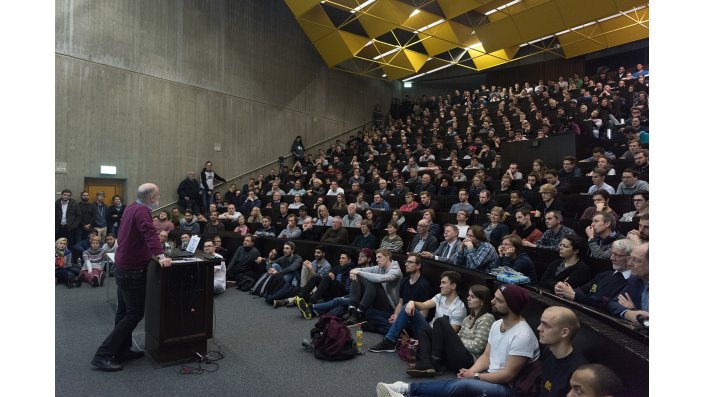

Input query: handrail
[153,120,374,213]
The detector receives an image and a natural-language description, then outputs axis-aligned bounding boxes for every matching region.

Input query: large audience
[55,63,649,396]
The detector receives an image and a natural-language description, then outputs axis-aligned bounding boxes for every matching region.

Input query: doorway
[84,178,127,203]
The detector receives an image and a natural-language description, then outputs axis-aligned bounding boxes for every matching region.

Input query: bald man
[536,306,588,397]
[567,364,623,397]
[92,183,172,372]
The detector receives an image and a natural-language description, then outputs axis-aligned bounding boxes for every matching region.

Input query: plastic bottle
[355,325,364,354]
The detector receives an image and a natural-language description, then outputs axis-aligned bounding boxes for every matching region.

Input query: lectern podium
[144,258,216,367]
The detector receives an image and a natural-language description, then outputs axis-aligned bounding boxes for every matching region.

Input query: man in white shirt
[203,240,226,295]
[377,284,540,397]
[326,181,345,196]
[218,204,242,222]
[369,271,466,353]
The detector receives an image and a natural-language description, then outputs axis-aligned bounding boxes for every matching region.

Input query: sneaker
[341,306,356,323]
[368,338,397,353]
[296,297,312,320]
[99,272,107,287]
[226,280,237,289]
[91,276,100,287]
[286,297,297,307]
[376,382,405,397]
[272,299,287,308]
[345,309,366,326]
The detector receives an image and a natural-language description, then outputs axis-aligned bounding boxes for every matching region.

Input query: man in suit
[555,239,632,309]
[607,242,648,325]
[407,219,440,255]
[421,225,461,264]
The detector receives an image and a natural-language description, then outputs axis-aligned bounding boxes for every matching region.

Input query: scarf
[515,223,538,239]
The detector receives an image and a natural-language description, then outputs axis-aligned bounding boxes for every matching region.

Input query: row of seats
[183,232,648,397]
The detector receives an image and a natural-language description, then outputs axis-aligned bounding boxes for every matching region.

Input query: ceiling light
[414,18,445,33]
[485,0,522,16]
[364,40,374,47]
[382,74,387,77]
[403,82,413,88]
[409,9,421,17]
[465,43,482,50]
[350,0,376,13]
[373,47,400,60]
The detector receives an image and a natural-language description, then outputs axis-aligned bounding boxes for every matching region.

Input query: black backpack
[310,314,358,361]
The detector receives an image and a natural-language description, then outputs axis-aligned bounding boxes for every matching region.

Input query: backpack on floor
[263,273,286,298]
[237,276,256,292]
[251,273,273,297]
[310,314,358,361]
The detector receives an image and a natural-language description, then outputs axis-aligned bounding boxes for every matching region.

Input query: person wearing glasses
[619,191,648,223]
[608,242,649,325]
[555,239,633,309]
[615,169,649,195]
[406,219,440,255]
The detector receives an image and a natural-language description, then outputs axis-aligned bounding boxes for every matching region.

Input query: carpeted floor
[55,277,455,396]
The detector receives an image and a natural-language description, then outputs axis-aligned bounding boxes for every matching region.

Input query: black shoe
[74,276,82,288]
[91,358,123,372]
[67,278,74,289]
[99,272,107,287]
[116,350,145,363]
[341,306,357,323]
[345,310,366,326]
[369,338,397,353]
[91,276,100,287]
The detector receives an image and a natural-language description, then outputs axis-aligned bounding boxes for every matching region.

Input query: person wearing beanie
[377,284,540,397]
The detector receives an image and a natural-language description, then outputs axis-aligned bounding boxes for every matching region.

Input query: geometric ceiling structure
[284,0,649,81]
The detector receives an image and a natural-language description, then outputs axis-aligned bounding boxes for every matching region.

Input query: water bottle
[355,325,364,354]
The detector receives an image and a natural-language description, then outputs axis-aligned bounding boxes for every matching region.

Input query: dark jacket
[55,198,80,229]
[177,177,200,200]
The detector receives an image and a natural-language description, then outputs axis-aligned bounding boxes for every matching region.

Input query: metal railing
[154,120,374,213]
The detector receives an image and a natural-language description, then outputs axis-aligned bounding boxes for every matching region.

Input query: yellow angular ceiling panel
[298,20,336,43]
[338,31,376,56]
[296,5,336,43]
[555,0,618,28]
[381,49,414,71]
[418,21,461,56]
[475,15,523,53]
[402,49,429,72]
[357,41,397,60]
[511,1,564,43]
[603,25,649,48]
[313,31,358,67]
[436,0,484,19]
[469,47,519,70]
[283,0,321,18]
[284,1,649,80]
[357,0,414,38]
[380,64,415,80]
[402,9,444,32]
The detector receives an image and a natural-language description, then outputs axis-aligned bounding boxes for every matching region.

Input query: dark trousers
[94,267,147,359]
[419,316,474,372]
[349,278,394,313]
[56,225,76,246]
[300,274,345,303]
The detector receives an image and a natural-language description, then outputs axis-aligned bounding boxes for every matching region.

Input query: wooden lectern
[144,258,216,367]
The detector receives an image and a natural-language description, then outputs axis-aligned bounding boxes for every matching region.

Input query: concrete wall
[55,0,398,202]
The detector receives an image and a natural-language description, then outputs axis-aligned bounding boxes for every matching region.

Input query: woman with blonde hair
[247,207,263,224]
[315,205,333,226]
[56,237,80,288]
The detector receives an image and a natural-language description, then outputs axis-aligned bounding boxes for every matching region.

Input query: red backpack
[310,314,358,361]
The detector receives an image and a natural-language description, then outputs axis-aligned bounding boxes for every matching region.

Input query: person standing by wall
[200,161,226,210]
